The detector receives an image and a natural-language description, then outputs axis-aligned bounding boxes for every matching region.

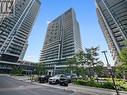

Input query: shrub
[101,82,114,89]
[105,78,127,91]
[74,79,114,89]
[74,79,101,87]
[74,78,127,91]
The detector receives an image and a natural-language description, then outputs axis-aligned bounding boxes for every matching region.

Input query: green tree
[117,40,127,79]
[64,51,85,76]
[119,48,127,64]
[35,63,47,76]
[78,67,87,77]
[75,51,85,76]
[119,39,127,64]
[94,65,104,77]
[11,66,23,76]
[84,46,103,78]
[76,51,84,65]
[116,64,126,78]
[64,56,77,74]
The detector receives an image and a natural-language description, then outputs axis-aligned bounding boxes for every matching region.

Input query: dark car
[66,74,78,83]
[38,75,51,83]
[59,76,69,86]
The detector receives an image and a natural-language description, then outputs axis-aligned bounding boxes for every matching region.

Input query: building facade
[40,8,82,75]
[0,60,36,74]
[0,0,41,62]
[96,0,127,65]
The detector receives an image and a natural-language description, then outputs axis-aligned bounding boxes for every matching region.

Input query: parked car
[66,74,78,83]
[59,76,69,86]
[71,74,78,79]
[49,74,65,84]
[38,75,51,83]
[66,76,72,83]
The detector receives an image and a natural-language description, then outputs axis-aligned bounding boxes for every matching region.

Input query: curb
[70,84,127,95]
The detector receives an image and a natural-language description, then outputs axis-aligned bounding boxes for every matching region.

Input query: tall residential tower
[0,0,41,62]
[96,0,127,65]
[40,8,82,74]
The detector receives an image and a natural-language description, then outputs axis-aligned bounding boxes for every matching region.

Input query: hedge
[74,79,127,91]
[74,79,114,90]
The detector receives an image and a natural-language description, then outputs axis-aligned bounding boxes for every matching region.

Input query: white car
[48,74,65,84]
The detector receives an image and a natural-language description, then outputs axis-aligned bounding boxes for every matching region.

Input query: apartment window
[49,39,51,42]
[0,30,2,33]
[50,32,53,34]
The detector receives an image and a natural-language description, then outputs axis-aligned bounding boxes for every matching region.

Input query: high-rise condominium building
[96,0,127,65]
[0,0,41,62]
[40,8,82,74]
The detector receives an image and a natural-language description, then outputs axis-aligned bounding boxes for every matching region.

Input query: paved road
[0,75,30,88]
[0,75,87,95]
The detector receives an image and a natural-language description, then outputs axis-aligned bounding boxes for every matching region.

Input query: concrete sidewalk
[10,75,31,82]
[68,84,127,95]
[10,75,127,95]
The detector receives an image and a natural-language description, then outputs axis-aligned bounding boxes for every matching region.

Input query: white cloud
[46,20,51,24]
[24,55,38,62]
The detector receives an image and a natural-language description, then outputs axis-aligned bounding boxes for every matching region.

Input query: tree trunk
[88,67,92,80]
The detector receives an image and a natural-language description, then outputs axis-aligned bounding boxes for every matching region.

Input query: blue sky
[24,0,114,65]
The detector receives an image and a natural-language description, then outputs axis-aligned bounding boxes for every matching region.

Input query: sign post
[101,51,120,95]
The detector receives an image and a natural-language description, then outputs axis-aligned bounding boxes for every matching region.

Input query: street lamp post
[101,51,120,95]
[54,63,56,76]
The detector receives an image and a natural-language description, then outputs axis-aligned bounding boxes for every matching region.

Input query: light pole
[101,51,120,95]
[53,63,56,75]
